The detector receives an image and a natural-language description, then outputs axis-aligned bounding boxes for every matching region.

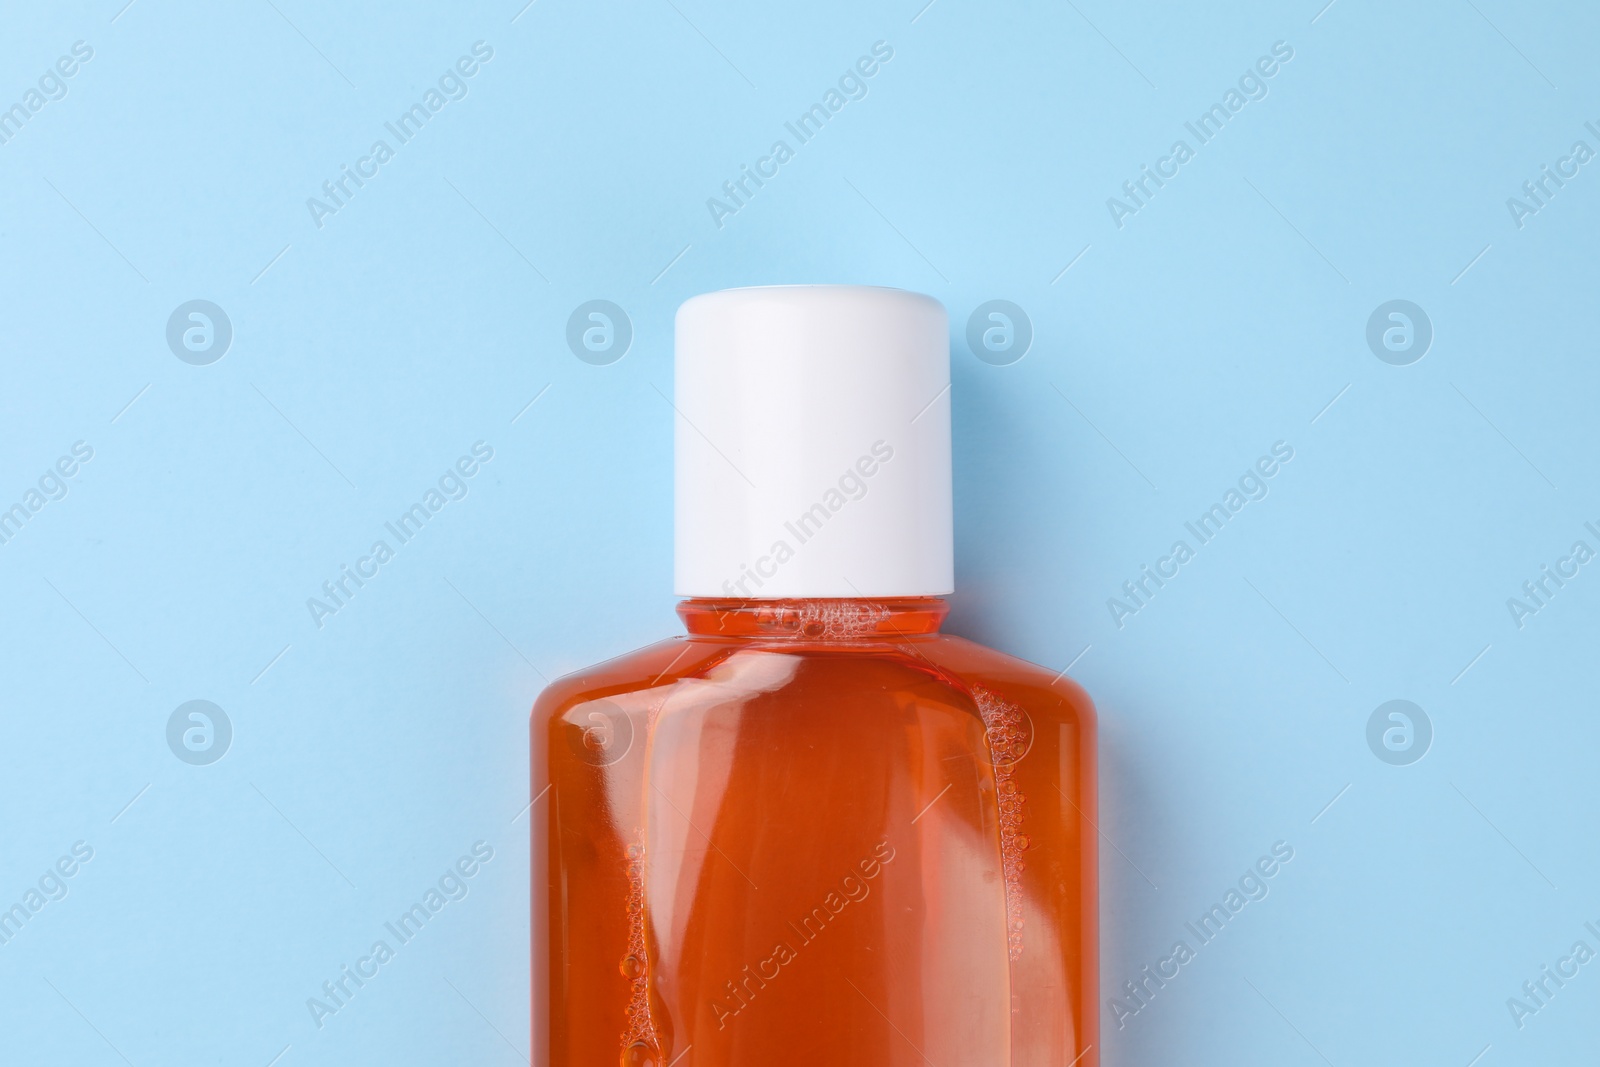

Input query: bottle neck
[678,597,948,640]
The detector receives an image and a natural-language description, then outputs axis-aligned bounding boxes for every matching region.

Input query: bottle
[531,285,1097,1066]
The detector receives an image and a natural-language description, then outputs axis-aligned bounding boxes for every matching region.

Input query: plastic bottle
[532,285,1097,1066]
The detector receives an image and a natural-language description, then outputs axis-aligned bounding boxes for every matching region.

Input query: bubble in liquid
[621,1040,660,1066]
[976,685,1029,961]
[621,833,661,1053]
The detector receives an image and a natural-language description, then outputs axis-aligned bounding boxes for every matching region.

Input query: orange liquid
[532,599,1097,1066]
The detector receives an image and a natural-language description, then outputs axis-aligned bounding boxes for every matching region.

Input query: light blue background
[2,0,1597,1063]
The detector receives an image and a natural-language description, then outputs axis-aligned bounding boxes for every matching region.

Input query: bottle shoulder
[913,634,1097,729]
[529,637,729,722]
[532,632,1094,732]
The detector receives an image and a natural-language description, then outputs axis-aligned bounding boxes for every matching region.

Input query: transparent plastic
[531,598,1097,1066]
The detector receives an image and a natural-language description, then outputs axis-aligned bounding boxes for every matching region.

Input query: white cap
[673,285,953,599]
